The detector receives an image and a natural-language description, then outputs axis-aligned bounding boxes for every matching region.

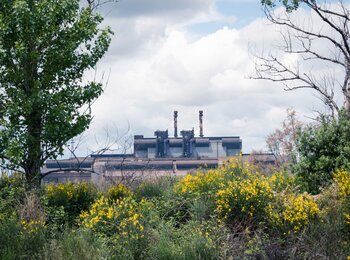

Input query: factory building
[42,111,243,184]
[134,111,242,159]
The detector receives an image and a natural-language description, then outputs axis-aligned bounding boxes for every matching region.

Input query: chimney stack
[174,111,178,138]
[199,110,203,137]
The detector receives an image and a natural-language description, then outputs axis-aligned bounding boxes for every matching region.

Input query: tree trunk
[24,111,42,190]
[345,76,350,114]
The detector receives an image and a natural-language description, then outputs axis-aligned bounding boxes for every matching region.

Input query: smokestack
[199,110,203,137]
[174,111,178,138]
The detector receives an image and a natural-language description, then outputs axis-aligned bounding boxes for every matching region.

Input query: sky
[71,0,344,156]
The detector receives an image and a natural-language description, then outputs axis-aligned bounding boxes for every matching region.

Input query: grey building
[42,111,243,184]
[134,111,242,159]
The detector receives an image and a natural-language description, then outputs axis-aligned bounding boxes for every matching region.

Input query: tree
[0,0,112,188]
[294,110,350,194]
[254,0,350,116]
[266,108,302,166]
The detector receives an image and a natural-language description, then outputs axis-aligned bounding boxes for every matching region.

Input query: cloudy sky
[73,0,343,155]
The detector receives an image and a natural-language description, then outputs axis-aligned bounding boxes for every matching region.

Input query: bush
[288,183,350,259]
[44,182,98,225]
[269,170,298,192]
[154,195,193,225]
[149,220,223,260]
[107,183,133,201]
[266,192,319,233]
[174,169,226,196]
[294,110,350,194]
[0,217,46,259]
[135,177,175,200]
[0,174,26,220]
[216,174,273,224]
[333,170,350,230]
[80,196,147,258]
[174,158,256,197]
[41,229,110,260]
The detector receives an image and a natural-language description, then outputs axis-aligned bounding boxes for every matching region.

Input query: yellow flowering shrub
[80,196,145,243]
[334,170,350,227]
[216,174,273,222]
[107,183,133,201]
[220,157,259,179]
[266,192,319,233]
[174,169,225,195]
[45,182,98,223]
[269,171,297,192]
[334,170,350,198]
[21,219,46,234]
[174,158,255,196]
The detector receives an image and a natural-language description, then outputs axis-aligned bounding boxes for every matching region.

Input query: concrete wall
[168,147,183,158]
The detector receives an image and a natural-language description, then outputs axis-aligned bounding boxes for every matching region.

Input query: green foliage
[107,183,133,201]
[41,229,110,260]
[149,220,223,260]
[216,174,273,224]
[294,111,350,194]
[135,177,175,200]
[80,196,148,259]
[44,182,98,226]
[155,195,193,224]
[333,170,350,231]
[269,171,298,193]
[2,161,350,258]
[261,0,300,12]
[0,0,112,186]
[0,174,25,220]
[266,192,319,234]
[0,217,46,260]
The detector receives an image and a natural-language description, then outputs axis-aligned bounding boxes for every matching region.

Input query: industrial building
[134,111,242,159]
[42,111,243,184]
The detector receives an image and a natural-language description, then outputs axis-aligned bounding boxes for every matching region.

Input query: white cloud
[74,1,345,156]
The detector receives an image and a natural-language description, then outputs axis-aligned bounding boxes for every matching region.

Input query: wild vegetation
[0,0,349,258]
[1,157,350,259]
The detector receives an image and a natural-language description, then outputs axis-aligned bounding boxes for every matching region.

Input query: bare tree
[252,1,350,117]
[266,108,303,166]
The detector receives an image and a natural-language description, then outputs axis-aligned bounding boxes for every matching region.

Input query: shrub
[189,196,216,221]
[44,182,98,225]
[0,174,26,220]
[174,158,262,198]
[154,195,193,224]
[19,193,46,227]
[215,174,273,224]
[289,183,350,259]
[135,177,175,200]
[269,170,298,192]
[0,217,46,259]
[294,110,350,194]
[41,229,110,260]
[80,196,147,258]
[174,169,226,196]
[107,183,133,201]
[333,170,350,229]
[149,220,223,260]
[266,192,319,233]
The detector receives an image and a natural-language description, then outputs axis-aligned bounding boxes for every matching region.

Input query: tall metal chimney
[199,110,203,137]
[174,111,178,138]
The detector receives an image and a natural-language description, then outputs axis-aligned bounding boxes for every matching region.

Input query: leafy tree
[294,110,350,194]
[0,0,112,188]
